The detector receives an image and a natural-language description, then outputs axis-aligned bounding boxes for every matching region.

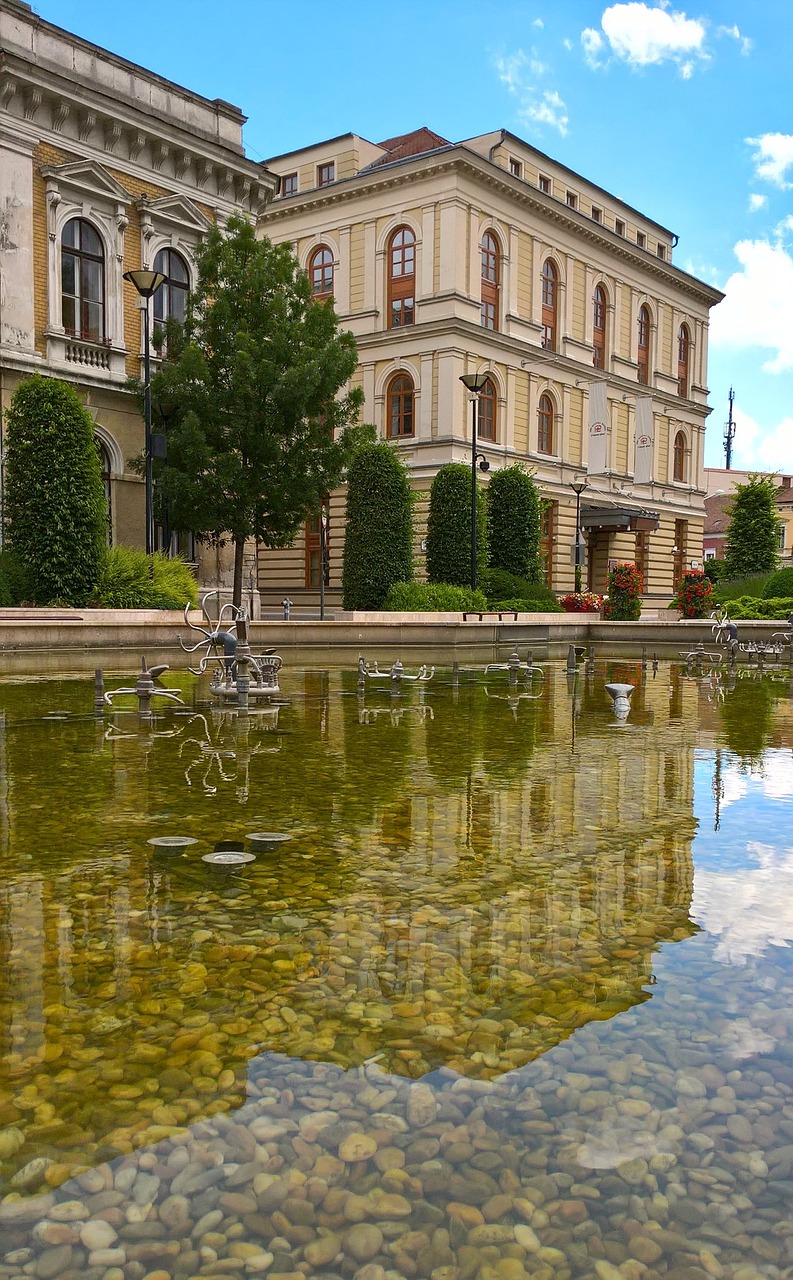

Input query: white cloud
[520,89,569,136]
[532,17,544,28]
[748,193,767,212]
[748,133,793,189]
[582,2,708,75]
[493,47,569,136]
[494,50,528,94]
[710,238,793,374]
[693,833,793,963]
[717,23,752,54]
[563,37,574,51]
[729,407,793,473]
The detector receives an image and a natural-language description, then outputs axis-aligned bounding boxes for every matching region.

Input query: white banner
[633,397,654,485]
[587,381,608,475]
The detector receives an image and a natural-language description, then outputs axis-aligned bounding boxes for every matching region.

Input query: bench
[462,610,519,621]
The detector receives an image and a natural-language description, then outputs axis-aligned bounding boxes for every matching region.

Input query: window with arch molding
[481,232,499,330]
[387,372,415,438]
[309,245,334,301]
[479,379,497,442]
[677,324,690,397]
[153,248,189,346]
[541,259,557,350]
[62,217,105,341]
[388,226,415,328]
[637,305,651,385]
[593,285,607,369]
[537,393,554,455]
[673,430,687,482]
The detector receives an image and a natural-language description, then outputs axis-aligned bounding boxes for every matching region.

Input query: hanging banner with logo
[633,397,654,485]
[587,381,608,475]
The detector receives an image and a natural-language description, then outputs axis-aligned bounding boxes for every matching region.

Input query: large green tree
[342,441,413,610]
[151,215,364,605]
[425,463,487,587]
[723,475,781,579]
[5,375,106,605]
[486,465,541,582]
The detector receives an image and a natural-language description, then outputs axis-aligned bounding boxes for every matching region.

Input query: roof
[704,493,733,534]
[368,127,451,167]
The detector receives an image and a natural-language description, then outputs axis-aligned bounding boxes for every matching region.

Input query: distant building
[258,125,723,604]
[0,0,274,590]
[704,469,792,564]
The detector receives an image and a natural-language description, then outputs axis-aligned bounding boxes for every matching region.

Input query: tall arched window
[481,232,499,330]
[387,372,415,438]
[673,430,687,482]
[677,324,690,397]
[62,218,104,341]
[308,245,334,300]
[537,393,554,455]
[95,437,112,545]
[388,226,415,328]
[637,305,651,385]
[153,248,189,348]
[479,379,497,441]
[593,285,607,369]
[541,259,557,351]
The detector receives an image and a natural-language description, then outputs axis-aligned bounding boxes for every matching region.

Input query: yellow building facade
[259,127,724,605]
[0,0,274,590]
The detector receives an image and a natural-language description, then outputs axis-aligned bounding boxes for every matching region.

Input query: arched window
[388,226,415,328]
[387,373,415,438]
[673,430,687,482]
[95,437,112,545]
[479,379,497,442]
[677,324,690,397]
[541,259,557,351]
[308,245,334,300]
[593,285,607,369]
[537,393,554,455]
[153,248,189,348]
[62,218,104,341]
[637,305,651,385]
[481,232,499,330]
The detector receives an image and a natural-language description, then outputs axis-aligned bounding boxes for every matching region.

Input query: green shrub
[480,568,562,611]
[5,375,107,605]
[93,548,197,609]
[703,558,725,584]
[728,595,793,620]
[762,566,793,599]
[714,572,774,602]
[342,442,413,609]
[383,581,487,612]
[486,466,541,581]
[0,551,32,606]
[723,475,781,579]
[426,463,487,587]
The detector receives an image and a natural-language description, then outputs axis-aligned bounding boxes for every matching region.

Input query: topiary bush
[0,551,32,606]
[5,375,107,605]
[486,465,541,581]
[603,561,643,621]
[480,568,562,611]
[93,548,198,609]
[342,442,413,610]
[426,463,487,587]
[383,581,487,612]
[762,566,793,599]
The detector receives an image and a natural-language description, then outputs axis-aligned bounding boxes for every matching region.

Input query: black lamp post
[123,268,166,555]
[570,479,588,593]
[460,372,490,591]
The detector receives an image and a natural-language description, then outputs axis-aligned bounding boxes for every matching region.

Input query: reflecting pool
[0,660,792,1279]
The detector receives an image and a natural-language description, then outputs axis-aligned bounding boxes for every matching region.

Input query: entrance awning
[581,506,660,533]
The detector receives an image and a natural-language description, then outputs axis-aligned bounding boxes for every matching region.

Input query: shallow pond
[0,659,792,1279]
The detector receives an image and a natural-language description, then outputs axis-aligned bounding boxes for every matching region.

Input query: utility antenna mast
[724,387,736,470]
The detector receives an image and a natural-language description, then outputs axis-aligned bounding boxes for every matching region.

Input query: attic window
[317,162,335,187]
[538,174,551,194]
[636,230,646,249]
[615,219,625,236]
[510,157,523,178]
[566,192,577,209]
[591,206,602,223]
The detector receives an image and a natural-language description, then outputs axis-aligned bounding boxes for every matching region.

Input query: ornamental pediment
[136,193,212,233]
[40,158,132,204]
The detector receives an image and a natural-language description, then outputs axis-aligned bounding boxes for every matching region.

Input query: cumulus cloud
[493,47,569,136]
[729,407,793,473]
[710,237,793,374]
[748,133,793,189]
[581,2,708,75]
[748,193,767,212]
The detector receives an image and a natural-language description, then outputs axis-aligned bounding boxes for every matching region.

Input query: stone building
[0,0,274,591]
[258,127,723,605]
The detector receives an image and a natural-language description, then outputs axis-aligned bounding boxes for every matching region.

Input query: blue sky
[37,0,793,473]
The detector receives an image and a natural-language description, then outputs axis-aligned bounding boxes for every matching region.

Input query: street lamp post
[570,479,588,594]
[460,372,490,592]
[123,268,166,555]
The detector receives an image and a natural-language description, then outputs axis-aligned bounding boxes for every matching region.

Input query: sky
[34,0,793,474]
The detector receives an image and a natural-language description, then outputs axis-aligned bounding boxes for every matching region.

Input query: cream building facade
[0,0,274,587]
[259,127,724,605]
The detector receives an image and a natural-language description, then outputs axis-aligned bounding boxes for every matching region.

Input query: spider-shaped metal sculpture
[179,596,243,676]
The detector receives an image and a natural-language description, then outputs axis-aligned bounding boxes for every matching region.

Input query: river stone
[79,1218,118,1250]
[34,1243,73,1279]
[345,1223,384,1261]
[406,1084,438,1128]
[304,1233,342,1265]
[339,1133,378,1163]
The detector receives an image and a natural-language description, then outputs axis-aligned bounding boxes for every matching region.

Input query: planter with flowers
[603,562,643,620]
[559,590,603,613]
[675,568,714,618]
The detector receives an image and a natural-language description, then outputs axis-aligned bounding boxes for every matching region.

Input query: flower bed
[559,591,603,613]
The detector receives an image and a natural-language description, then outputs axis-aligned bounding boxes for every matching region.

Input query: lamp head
[460,372,489,393]
[479,457,490,473]
[123,269,167,299]
[569,480,588,496]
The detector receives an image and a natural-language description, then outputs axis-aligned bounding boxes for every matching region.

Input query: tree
[486,465,541,582]
[151,215,364,605]
[342,440,413,610]
[4,375,106,605]
[723,475,781,580]
[426,463,488,587]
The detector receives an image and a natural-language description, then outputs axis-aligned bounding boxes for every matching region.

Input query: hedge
[341,442,414,610]
[486,466,541,582]
[426,463,487,587]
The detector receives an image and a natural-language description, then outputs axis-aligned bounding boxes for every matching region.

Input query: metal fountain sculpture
[180,594,282,703]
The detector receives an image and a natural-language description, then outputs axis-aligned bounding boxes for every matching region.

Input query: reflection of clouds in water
[722,750,793,803]
[720,768,747,810]
[576,1123,667,1169]
[760,750,793,799]
[693,840,793,963]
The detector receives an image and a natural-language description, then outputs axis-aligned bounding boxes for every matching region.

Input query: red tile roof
[704,492,733,534]
[370,127,451,167]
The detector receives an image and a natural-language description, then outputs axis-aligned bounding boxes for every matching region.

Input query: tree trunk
[232,536,245,610]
